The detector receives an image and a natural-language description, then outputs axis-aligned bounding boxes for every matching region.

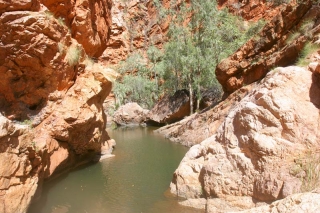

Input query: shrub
[245,19,266,40]
[58,42,65,54]
[66,45,81,66]
[286,31,301,45]
[296,42,319,66]
[113,75,158,109]
[291,151,320,192]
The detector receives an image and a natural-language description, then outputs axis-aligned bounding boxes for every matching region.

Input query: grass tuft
[66,45,81,66]
[296,42,319,67]
[291,151,320,192]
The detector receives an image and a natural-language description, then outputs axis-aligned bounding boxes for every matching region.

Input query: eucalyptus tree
[162,0,248,114]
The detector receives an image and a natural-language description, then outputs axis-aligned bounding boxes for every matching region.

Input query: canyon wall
[0,0,115,212]
[101,0,168,65]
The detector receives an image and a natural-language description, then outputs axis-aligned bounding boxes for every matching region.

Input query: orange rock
[0,1,115,212]
[40,0,112,57]
[216,1,315,93]
[170,66,320,202]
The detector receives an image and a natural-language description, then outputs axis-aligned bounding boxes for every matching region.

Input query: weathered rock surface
[179,190,320,213]
[0,0,115,212]
[0,9,76,119]
[101,0,167,65]
[216,1,318,93]
[0,115,38,213]
[113,102,149,126]
[155,86,253,146]
[39,0,112,57]
[218,0,283,21]
[147,90,191,125]
[170,67,320,203]
[239,189,320,213]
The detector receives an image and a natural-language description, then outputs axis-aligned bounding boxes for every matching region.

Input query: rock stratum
[170,66,320,209]
[0,0,115,212]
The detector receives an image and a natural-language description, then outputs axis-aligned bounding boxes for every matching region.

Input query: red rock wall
[0,0,115,212]
[101,0,168,65]
[40,0,112,57]
[216,1,314,93]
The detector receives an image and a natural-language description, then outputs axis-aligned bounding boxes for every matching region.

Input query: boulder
[147,90,191,125]
[113,102,149,126]
[170,66,320,202]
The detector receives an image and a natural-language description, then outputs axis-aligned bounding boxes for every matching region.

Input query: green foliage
[114,75,158,109]
[66,45,81,66]
[83,56,95,68]
[286,31,301,44]
[296,42,319,66]
[113,46,164,109]
[245,19,266,39]
[31,141,39,152]
[114,0,262,112]
[160,0,248,112]
[291,152,320,192]
[58,42,65,54]
[118,52,145,74]
[22,119,33,128]
[57,17,66,27]
[44,11,54,19]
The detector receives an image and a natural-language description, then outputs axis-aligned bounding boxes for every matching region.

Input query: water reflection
[28,127,200,213]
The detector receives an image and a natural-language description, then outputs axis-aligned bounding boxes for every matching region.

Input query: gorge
[1,0,320,212]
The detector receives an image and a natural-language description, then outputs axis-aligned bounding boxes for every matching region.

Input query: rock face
[101,0,167,65]
[239,190,320,213]
[155,86,253,146]
[0,0,115,212]
[39,0,112,57]
[113,102,149,126]
[170,67,320,202]
[0,8,77,119]
[216,1,317,93]
[0,115,38,213]
[218,0,283,21]
[147,90,191,125]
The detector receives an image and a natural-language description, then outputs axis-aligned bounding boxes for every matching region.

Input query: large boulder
[170,66,320,202]
[147,90,191,125]
[113,102,149,126]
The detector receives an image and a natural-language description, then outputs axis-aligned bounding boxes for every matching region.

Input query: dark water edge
[28,127,200,213]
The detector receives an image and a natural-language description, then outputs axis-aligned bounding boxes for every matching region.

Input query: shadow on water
[28,127,200,213]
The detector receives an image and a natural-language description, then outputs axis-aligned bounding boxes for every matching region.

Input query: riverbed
[28,127,199,213]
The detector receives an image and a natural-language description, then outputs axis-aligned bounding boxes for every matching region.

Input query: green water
[28,127,198,213]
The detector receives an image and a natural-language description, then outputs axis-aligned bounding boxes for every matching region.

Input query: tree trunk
[189,82,193,115]
[196,83,200,111]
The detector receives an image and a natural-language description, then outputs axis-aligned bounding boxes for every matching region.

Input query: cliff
[0,0,115,212]
[101,0,168,65]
